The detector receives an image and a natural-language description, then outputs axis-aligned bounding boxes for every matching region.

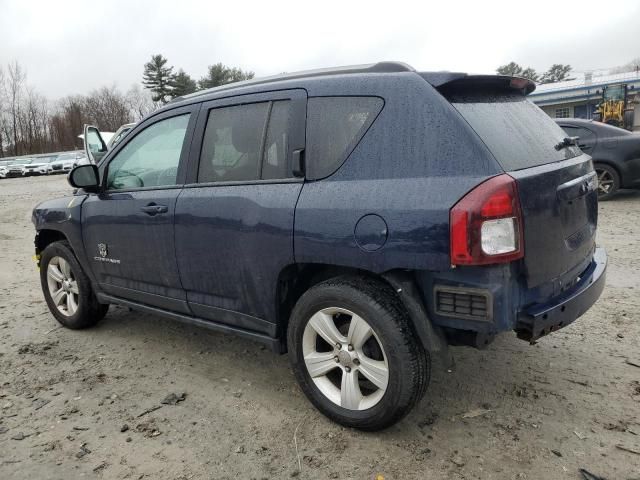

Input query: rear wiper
[554,136,579,150]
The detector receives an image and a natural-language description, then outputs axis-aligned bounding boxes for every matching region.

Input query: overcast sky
[1,0,639,100]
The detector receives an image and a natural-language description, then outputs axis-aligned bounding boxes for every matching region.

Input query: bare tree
[22,87,49,153]
[610,58,640,74]
[126,84,158,121]
[49,95,87,151]
[7,61,26,155]
[83,85,132,131]
[0,66,5,157]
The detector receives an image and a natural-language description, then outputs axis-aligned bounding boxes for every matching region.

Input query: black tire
[287,275,429,431]
[594,163,620,200]
[624,110,634,130]
[40,240,108,329]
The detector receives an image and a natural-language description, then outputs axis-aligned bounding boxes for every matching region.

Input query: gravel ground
[0,174,639,480]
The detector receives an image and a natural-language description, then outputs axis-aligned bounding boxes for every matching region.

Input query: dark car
[556,118,640,199]
[32,62,606,430]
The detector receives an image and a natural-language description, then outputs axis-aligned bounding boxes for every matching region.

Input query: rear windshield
[448,93,581,171]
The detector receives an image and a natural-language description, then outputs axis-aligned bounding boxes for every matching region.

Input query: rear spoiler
[420,72,536,96]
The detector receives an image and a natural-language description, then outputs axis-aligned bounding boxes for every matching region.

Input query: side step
[96,293,283,353]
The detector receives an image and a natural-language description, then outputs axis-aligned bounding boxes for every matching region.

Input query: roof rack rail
[171,61,415,103]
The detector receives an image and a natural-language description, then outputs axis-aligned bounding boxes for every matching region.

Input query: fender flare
[382,271,453,369]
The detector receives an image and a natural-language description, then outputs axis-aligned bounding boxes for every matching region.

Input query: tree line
[0,55,254,158]
[496,62,575,84]
[0,62,156,158]
[495,58,640,83]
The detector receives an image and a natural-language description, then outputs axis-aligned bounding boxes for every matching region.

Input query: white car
[21,156,57,176]
[5,158,34,177]
[0,159,14,178]
[48,152,86,173]
[34,155,59,175]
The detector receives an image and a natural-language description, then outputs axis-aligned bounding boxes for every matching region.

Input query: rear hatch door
[438,78,597,289]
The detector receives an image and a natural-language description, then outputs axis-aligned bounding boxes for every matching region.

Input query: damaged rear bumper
[515,247,607,343]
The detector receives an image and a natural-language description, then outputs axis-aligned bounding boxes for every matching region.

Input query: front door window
[107,114,190,190]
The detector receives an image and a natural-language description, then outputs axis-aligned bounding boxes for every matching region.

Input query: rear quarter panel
[591,130,640,187]
[294,74,502,272]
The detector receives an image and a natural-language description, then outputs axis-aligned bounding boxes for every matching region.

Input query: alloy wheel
[46,256,79,316]
[596,168,614,196]
[302,307,389,411]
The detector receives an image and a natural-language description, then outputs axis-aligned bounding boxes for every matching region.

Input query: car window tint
[262,101,291,180]
[106,114,190,190]
[576,127,596,142]
[198,103,269,183]
[561,126,596,144]
[560,126,579,136]
[306,96,383,180]
[450,94,580,171]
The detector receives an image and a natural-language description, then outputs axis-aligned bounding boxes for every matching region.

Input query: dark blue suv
[32,62,607,430]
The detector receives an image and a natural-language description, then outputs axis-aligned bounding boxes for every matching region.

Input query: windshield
[110,127,132,148]
[11,159,32,165]
[449,93,581,171]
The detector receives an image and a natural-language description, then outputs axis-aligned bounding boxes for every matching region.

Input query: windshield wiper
[554,136,579,151]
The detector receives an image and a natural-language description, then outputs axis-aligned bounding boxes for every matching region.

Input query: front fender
[32,194,96,285]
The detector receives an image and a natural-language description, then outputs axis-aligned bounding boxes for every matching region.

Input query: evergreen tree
[142,54,174,103]
[496,61,524,77]
[540,64,574,84]
[521,67,539,83]
[198,63,255,90]
[170,69,197,98]
[496,62,539,82]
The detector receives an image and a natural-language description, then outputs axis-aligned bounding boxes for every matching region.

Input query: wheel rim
[302,307,389,411]
[46,256,79,316]
[596,168,614,195]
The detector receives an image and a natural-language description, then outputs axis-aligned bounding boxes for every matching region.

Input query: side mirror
[68,164,100,192]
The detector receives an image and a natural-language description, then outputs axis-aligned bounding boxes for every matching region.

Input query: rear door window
[198,103,269,183]
[305,96,383,179]
[560,125,596,145]
[262,101,291,180]
[449,93,581,171]
[198,100,293,183]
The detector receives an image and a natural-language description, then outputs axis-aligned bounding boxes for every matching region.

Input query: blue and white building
[528,70,640,131]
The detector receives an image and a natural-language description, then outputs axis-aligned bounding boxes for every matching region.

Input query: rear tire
[287,275,429,431]
[595,163,620,200]
[624,110,634,130]
[40,240,108,329]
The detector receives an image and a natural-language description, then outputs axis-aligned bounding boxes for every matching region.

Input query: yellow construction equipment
[595,84,635,130]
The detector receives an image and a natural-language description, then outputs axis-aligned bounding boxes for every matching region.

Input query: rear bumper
[514,247,607,342]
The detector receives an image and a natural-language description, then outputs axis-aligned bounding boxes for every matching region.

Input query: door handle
[140,203,168,215]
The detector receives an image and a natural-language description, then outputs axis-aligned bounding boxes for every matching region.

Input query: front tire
[40,240,108,329]
[287,276,429,431]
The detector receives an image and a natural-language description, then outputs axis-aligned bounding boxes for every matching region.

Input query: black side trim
[188,301,277,337]
[97,293,283,353]
[100,284,190,315]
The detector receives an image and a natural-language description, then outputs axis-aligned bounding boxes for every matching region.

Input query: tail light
[450,174,524,266]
